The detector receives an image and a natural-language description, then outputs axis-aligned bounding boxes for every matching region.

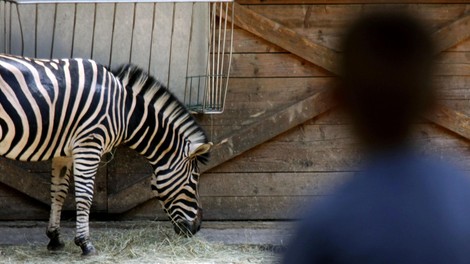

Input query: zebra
[0,54,212,255]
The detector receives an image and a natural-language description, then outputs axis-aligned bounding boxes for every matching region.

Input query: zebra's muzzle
[173,208,203,237]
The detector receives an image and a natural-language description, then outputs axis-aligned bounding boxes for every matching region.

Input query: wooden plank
[436,64,470,76]
[107,147,151,194]
[0,184,48,220]
[203,90,334,171]
[214,123,470,172]
[36,4,55,59]
[149,3,174,87]
[3,2,11,54]
[0,1,4,53]
[231,53,332,77]
[224,28,285,53]
[240,5,469,43]
[186,3,209,77]
[123,196,324,220]
[237,0,470,3]
[9,1,22,55]
[109,171,353,197]
[439,99,470,116]
[0,159,50,205]
[17,4,36,57]
[200,172,353,196]
[244,5,359,29]
[448,37,470,52]
[108,174,152,213]
[425,105,470,141]
[436,76,470,99]
[219,77,330,103]
[109,3,134,67]
[436,51,470,64]
[51,4,74,58]
[168,3,192,100]
[9,2,22,55]
[243,5,467,31]
[72,3,95,58]
[91,3,115,66]
[0,158,107,212]
[227,3,340,73]
[130,3,154,69]
[433,13,470,52]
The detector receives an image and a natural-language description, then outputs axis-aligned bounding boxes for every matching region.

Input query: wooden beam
[203,90,334,171]
[108,176,152,214]
[425,105,470,140]
[236,0,470,3]
[0,159,50,205]
[107,90,335,213]
[433,13,470,53]
[226,3,340,74]
[108,9,470,214]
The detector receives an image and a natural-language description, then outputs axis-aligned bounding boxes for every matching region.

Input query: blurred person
[282,11,470,264]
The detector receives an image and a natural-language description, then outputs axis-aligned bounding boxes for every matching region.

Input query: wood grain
[237,0,470,4]
[226,3,340,73]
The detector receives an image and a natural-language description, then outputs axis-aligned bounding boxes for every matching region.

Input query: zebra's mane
[113,64,209,164]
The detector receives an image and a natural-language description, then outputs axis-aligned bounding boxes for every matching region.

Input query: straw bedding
[0,222,279,264]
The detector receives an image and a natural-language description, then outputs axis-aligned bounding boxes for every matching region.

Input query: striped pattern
[0,54,210,254]
[115,65,210,230]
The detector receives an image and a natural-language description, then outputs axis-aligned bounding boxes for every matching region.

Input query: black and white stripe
[0,54,211,255]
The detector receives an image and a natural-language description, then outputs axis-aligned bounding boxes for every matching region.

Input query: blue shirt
[283,150,470,263]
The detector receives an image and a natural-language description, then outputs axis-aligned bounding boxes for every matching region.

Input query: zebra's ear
[189,142,213,158]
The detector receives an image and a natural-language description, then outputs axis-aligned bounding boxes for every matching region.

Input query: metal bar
[14,3,24,55]
[128,2,137,63]
[218,2,228,111]
[220,2,233,113]
[3,2,7,53]
[34,3,37,56]
[184,2,195,107]
[70,3,78,58]
[147,2,156,73]
[50,3,57,58]
[166,2,175,89]
[90,2,97,59]
[210,2,215,109]
[215,2,222,110]
[8,2,11,54]
[108,2,117,67]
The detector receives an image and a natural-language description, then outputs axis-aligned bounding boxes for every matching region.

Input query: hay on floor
[0,222,278,264]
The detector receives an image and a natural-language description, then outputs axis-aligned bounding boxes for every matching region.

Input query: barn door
[0,0,207,220]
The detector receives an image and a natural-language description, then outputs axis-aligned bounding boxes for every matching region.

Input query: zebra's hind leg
[72,150,101,256]
[47,157,73,252]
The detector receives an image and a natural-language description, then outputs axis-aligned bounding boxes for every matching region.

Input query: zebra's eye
[192,171,200,181]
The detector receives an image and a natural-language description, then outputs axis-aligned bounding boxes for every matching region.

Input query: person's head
[337,11,435,151]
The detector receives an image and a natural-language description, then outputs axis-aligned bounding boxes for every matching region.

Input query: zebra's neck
[114,65,208,168]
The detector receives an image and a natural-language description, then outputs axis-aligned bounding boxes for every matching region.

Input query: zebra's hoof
[81,244,97,256]
[47,239,65,252]
[46,229,65,252]
[75,237,98,256]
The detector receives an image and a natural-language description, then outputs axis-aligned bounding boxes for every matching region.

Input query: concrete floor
[0,221,294,248]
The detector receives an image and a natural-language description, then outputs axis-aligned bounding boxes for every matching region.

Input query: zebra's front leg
[47,157,73,252]
[73,151,101,256]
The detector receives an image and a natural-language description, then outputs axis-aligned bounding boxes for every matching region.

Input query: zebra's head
[151,141,212,236]
[114,64,212,236]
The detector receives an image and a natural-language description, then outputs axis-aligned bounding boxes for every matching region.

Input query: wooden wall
[2,1,470,221]
[0,1,208,100]
[119,2,470,220]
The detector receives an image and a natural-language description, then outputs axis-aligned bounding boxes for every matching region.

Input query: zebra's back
[0,54,123,161]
